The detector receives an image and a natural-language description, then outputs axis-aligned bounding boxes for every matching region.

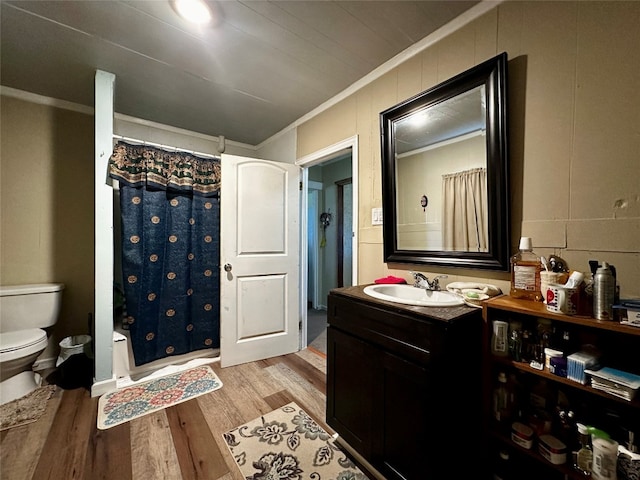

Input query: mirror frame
[380,52,510,271]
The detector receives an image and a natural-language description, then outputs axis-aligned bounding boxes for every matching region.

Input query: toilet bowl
[0,283,64,405]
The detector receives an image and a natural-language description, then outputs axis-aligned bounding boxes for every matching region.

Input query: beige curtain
[442,167,488,252]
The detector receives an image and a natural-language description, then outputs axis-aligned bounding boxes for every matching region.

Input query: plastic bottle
[578,272,594,317]
[529,378,554,411]
[493,449,513,480]
[554,407,575,448]
[508,320,523,362]
[521,327,534,363]
[574,422,593,476]
[510,237,543,301]
[592,435,619,480]
[507,372,521,419]
[593,262,616,320]
[493,372,513,425]
[555,328,573,355]
[536,318,554,364]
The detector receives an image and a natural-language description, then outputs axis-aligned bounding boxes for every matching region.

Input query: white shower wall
[112,329,219,387]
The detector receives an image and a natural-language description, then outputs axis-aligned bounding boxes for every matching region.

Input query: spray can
[593,262,615,320]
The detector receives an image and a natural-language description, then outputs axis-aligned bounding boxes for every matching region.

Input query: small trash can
[56,334,92,367]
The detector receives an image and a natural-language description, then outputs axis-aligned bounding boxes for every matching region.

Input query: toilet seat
[0,329,48,362]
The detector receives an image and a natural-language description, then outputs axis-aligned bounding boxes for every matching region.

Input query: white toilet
[0,283,64,405]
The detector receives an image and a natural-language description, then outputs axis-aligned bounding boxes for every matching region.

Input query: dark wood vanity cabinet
[326,286,483,480]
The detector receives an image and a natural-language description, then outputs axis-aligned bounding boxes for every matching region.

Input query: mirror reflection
[381,52,509,270]
[394,85,487,252]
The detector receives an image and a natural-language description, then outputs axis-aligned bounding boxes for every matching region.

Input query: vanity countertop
[329,284,480,324]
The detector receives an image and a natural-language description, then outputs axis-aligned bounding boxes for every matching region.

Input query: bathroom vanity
[326,285,483,480]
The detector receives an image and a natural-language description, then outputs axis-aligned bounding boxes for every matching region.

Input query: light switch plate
[371,208,383,225]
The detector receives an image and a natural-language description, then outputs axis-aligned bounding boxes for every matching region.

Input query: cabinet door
[326,327,376,457]
[374,350,433,480]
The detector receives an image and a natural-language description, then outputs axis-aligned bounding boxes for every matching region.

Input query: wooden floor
[0,349,331,480]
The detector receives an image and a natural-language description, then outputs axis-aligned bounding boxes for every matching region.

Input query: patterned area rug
[0,384,57,431]
[223,402,369,480]
[97,364,222,430]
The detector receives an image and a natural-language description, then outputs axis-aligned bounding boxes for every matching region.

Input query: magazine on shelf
[585,367,640,401]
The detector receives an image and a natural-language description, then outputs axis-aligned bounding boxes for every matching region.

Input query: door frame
[307,181,323,309]
[296,136,359,349]
[335,177,352,288]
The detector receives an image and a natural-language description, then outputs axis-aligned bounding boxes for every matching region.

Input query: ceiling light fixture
[171,0,212,25]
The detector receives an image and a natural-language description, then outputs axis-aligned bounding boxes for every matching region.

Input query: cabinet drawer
[328,293,439,364]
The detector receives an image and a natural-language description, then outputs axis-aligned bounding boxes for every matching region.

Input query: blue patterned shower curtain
[108,142,221,366]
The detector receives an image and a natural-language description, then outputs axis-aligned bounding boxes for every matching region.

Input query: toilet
[0,283,64,405]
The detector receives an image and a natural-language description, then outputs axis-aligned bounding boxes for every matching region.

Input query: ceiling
[1,0,480,146]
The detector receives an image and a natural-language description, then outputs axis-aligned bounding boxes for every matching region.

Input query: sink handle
[409,272,447,291]
[430,275,448,291]
[409,271,428,288]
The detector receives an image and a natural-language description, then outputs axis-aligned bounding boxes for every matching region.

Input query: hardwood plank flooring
[0,350,330,480]
[130,411,182,479]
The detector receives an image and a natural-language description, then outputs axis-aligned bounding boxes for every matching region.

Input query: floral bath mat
[97,364,222,429]
[223,402,369,479]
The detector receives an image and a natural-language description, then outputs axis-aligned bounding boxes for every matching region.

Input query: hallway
[307,308,327,355]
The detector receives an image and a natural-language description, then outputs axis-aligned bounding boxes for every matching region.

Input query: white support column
[92,70,116,395]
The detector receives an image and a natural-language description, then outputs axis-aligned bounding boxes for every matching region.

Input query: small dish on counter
[462,292,490,308]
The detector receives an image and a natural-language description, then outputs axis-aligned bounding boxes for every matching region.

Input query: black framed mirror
[380,52,509,271]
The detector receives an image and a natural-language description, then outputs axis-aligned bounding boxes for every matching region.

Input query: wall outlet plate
[371,208,383,225]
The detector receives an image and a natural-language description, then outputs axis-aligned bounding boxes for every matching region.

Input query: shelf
[484,295,640,336]
[491,355,640,408]
[489,430,584,480]
[483,294,640,479]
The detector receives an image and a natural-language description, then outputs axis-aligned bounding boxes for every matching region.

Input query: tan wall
[1,96,95,356]
[297,1,640,298]
[1,2,638,350]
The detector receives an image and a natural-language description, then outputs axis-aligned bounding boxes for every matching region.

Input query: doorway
[297,137,359,355]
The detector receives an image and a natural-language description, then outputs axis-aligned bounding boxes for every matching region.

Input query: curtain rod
[112,135,220,160]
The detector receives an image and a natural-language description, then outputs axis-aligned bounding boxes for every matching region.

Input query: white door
[220,154,300,367]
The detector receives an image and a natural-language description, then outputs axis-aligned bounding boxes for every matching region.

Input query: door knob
[224,263,232,272]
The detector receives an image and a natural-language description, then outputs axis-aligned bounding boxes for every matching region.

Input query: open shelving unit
[482,295,640,480]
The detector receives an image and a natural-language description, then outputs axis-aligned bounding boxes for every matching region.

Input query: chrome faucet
[409,271,448,291]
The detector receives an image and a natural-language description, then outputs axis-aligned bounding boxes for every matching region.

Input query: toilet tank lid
[0,283,65,297]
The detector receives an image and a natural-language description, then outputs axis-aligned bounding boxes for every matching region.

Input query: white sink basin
[363,284,464,307]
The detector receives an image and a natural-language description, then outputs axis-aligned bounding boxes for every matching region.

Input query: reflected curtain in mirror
[442,167,487,252]
[108,142,221,366]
